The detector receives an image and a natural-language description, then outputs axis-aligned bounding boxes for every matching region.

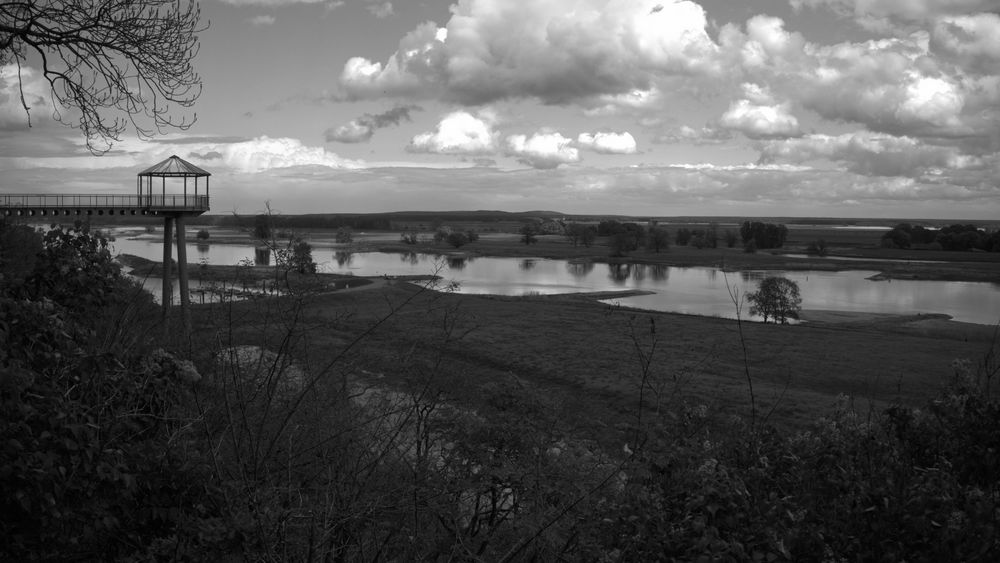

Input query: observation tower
[1,155,211,325]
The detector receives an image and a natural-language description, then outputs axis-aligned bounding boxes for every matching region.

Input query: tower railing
[0,194,209,212]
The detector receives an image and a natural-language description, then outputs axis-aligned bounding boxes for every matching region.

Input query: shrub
[675,228,692,246]
[724,228,738,248]
[196,228,210,241]
[446,231,470,248]
[289,238,316,274]
[520,223,539,245]
[806,238,827,256]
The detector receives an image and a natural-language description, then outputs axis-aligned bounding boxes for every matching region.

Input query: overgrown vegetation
[1,219,998,561]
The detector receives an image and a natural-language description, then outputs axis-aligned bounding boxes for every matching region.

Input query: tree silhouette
[1,0,205,153]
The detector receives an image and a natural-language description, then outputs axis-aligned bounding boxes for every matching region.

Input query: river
[110,235,1000,325]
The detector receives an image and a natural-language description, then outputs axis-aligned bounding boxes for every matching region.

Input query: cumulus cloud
[366,1,394,18]
[727,16,991,140]
[720,99,802,138]
[408,109,498,154]
[248,15,276,26]
[583,88,663,116]
[790,0,994,29]
[739,15,809,69]
[208,136,363,173]
[505,131,580,169]
[802,39,968,133]
[933,13,1000,62]
[653,125,734,145]
[219,0,330,5]
[757,131,982,177]
[338,0,722,105]
[338,22,448,100]
[326,105,421,143]
[577,131,638,154]
[720,84,802,139]
[326,120,373,144]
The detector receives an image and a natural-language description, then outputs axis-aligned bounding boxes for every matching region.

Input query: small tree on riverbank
[520,223,539,245]
[289,238,316,274]
[747,276,801,324]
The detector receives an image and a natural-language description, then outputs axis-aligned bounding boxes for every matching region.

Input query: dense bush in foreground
[1,221,997,560]
[585,370,999,560]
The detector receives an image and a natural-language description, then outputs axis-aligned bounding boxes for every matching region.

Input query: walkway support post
[162,216,174,319]
[175,214,191,330]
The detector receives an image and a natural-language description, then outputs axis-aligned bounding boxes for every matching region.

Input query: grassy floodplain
[172,215,1000,432]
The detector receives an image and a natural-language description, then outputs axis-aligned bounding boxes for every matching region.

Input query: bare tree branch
[1,0,205,153]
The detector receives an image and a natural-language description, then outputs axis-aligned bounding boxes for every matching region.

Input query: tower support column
[162,216,174,319]
[175,214,191,330]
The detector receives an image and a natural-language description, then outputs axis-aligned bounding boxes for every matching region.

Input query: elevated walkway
[0,193,209,217]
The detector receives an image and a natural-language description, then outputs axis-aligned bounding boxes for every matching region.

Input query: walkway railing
[0,194,209,214]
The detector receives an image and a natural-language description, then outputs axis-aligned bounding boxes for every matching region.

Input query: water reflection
[649,264,669,282]
[447,256,468,270]
[609,263,658,283]
[566,261,594,277]
[520,259,536,271]
[254,247,271,266]
[400,251,419,265]
[335,251,353,267]
[608,263,632,284]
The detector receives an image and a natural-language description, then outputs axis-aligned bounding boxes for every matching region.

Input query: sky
[2,0,999,219]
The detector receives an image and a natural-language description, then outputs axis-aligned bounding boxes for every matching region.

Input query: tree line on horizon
[883,223,1000,252]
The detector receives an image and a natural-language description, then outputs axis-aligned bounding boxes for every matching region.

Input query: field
[176,217,1000,439]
